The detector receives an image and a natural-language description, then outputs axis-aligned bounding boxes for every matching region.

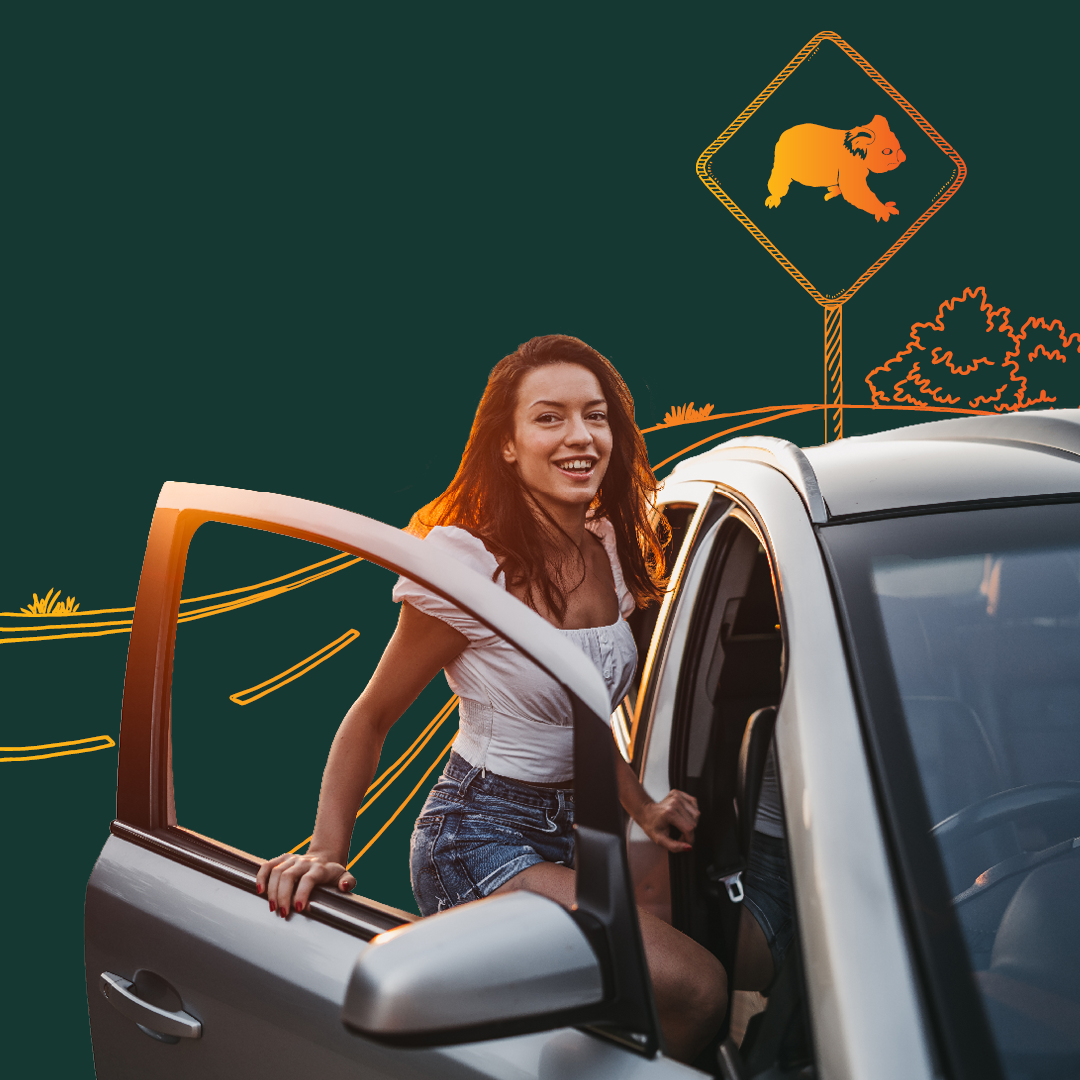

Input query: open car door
[85,482,673,1078]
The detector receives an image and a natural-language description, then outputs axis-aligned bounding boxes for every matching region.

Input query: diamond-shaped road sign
[697,31,966,439]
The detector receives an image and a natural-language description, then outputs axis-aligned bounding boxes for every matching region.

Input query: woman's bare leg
[492,863,727,1063]
[733,906,774,991]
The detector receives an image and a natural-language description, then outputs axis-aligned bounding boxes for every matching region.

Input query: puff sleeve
[391,526,503,644]
[586,516,636,619]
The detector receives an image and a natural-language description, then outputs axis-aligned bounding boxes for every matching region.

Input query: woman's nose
[565,416,592,445]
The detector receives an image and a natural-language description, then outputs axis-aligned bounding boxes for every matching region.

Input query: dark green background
[3,2,1076,1075]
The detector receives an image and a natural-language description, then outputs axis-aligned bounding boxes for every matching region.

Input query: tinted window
[823,502,1080,1080]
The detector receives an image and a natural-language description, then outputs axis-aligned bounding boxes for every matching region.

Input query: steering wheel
[932,782,1080,904]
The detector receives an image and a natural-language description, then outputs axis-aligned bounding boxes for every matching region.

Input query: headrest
[991,854,1080,1001]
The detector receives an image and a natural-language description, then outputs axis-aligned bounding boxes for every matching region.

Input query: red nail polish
[269,901,276,912]
[295,901,303,912]
[256,883,263,895]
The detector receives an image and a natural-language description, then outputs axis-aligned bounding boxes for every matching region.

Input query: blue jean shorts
[410,750,575,917]
[742,830,795,976]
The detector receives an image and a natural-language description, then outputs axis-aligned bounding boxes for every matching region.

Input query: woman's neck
[528,493,589,547]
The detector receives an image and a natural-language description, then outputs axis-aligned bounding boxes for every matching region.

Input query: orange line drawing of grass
[642,404,793,434]
[230,629,361,706]
[650,405,820,471]
[20,589,80,616]
[287,696,460,855]
[1,734,115,763]
[655,403,716,429]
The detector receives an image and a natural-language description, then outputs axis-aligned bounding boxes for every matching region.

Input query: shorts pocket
[410,815,449,917]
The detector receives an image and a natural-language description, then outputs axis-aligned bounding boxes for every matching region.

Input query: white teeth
[558,459,595,473]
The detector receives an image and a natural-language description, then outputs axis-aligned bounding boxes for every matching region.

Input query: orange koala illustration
[765,115,906,222]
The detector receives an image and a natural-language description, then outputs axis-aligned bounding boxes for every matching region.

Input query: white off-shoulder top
[392,519,638,784]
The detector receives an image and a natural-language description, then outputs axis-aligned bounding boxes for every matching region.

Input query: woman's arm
[256,601,468,917]
[614,751,700,854]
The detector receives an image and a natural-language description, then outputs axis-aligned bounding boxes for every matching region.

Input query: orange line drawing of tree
[866,287,1080,412]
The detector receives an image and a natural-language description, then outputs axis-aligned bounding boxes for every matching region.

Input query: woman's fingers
[266,859,289,913]
[294,861,350,912]
[654,830,693,853]
[659,792,698,844]
[255,852,290,895]
[258,853,351,918]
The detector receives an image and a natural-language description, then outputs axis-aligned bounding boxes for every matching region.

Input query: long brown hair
[408,335,667,621]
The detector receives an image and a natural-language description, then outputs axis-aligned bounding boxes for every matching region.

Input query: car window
[612,501,709,762]
[170,521,456,915]
[630,508,816,1076]
[822,502,1080,1080]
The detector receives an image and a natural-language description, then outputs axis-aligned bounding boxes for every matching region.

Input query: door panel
[87,835,454,1079]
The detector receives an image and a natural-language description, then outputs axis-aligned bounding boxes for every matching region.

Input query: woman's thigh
[492,863,725,998]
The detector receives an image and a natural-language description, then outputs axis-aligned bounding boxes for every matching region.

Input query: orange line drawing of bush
[866,287,1080,412]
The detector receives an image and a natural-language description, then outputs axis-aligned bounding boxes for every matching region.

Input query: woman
[256,335,727,1061]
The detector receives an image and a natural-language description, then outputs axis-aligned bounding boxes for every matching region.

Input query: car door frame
[640,454,941,1080]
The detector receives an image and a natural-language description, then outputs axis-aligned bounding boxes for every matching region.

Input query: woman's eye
[587,411,608,422]
[536,413,560,423]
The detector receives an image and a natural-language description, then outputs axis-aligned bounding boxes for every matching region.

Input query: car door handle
[99,972,202,1039]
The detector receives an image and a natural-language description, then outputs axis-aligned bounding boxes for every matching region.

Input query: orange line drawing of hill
[2,399,1004,766]
[230,629,360,705]
[866,287,1080,412]
[287,696,460,867]
[0,734,115,762]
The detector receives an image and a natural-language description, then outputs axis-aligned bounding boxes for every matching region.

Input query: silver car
[85,410,1080,1079]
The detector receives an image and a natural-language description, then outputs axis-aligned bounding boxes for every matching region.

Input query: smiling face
[501,362,613,522]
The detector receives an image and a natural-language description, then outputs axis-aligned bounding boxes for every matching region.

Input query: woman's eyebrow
[530,398,607,408]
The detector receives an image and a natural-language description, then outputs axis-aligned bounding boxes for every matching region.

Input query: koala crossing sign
[697,31,966,439]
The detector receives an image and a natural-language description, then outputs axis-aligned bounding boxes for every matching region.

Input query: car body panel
[805,438,1080,517]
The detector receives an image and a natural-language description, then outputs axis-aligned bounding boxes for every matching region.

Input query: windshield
[821,502,1080,1080]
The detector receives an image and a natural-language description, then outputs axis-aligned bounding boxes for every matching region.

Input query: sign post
[697,31,966,441]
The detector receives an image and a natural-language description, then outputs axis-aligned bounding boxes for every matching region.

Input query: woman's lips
[554,458,597,479]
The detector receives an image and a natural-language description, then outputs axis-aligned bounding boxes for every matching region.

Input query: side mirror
[341,891,606,1045]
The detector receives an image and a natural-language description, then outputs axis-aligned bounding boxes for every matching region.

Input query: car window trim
[631,483,723,762]
[109,820,413,941]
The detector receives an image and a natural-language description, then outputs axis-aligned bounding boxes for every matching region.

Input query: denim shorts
[410,750,575,917]
[742,830,795,975]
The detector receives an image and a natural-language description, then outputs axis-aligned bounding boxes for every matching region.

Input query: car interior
[629,507,814,1079]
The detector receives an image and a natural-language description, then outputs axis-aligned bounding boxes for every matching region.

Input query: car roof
[670,409,1080,521]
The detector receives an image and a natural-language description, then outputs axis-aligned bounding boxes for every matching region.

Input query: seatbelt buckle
[721,870,744,904]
